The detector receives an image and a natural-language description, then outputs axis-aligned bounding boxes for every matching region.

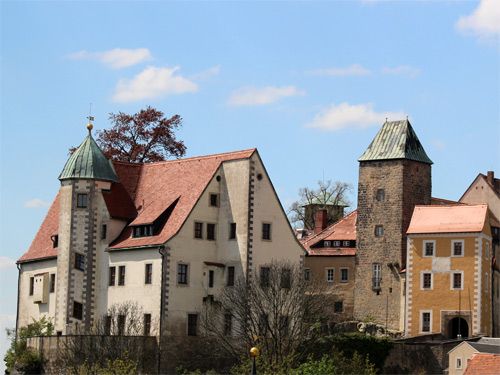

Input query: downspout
[157,245,167,375]
[15,263,21,340]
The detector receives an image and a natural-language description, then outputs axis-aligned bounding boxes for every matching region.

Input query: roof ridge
[302,209,357,246]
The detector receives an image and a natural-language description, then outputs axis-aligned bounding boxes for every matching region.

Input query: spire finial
[86,103,94,134]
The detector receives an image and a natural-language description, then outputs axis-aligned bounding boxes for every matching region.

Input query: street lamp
[250,346,259,375]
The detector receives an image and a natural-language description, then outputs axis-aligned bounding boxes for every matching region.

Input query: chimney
[487,171,494,186]
[314,209,328,234]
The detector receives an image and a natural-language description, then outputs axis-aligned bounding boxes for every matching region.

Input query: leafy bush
[292,352,376,375]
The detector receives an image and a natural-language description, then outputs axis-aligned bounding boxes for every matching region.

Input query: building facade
[17,125,304,337]
[405,205,493,338]
[353,120,432,331]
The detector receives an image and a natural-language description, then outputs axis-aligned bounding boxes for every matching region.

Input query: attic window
[132,225,154,238]
[51,235,59,248]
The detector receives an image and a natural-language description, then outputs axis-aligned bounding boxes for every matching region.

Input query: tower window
[262,223,272,240]
[374,225,384,237]
[77,193,88,208]
[75,253,85,271]
[372,263,381,290]
[376,189,385,202]
[73,301,83,320]
[101,224,107,240]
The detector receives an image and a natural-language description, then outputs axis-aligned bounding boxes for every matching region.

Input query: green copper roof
[59,132,119,182]
[358,120,433,164]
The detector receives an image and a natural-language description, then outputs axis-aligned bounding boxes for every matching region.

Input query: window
[456,358,462,369]
[324,240,331,247]
[101,224,107,240]
[326,268,334,283]
[207,223,216,240]
[73,301,83,320]
[143,314,151,336]
[208,270,214,288]
[209,193,219,207]
[334,301,343,313]
[375,225,384,237]
[421,272,432,289]
[178,263,188,285]
[281,269,291,289]
[372,263,381,290]
[343,241,350,247]
[421,311,431,333]
[452,240,463,256]
[376,189,385,202]
[262,223,272,240]
[260,267,270,287]
[423,241,435,257]
[224,312,232,336]
[104,316,112,335]
[452,272,463,290]
[75,253,85,271]
[118,265,126,286]
[194,222,203,239]
[77,193,88,208]
[50,274,56,293]
[51,235,58,248]
[117,315,125,335]
[340,268,348,283]
[29,277,34,296]
[145,263,152,285]
[227,266,235,286]
[304,268,311,281]
[109,266,116,286]
[132,225,153,238]
[333,240,341,247]
[229,223,236,240]
[187,314,198,336]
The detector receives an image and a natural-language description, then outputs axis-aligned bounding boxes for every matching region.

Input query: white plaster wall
[18,259,58,328]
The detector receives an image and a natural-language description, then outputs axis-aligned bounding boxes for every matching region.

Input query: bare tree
[288,180,352,229]
[201,262,327,370]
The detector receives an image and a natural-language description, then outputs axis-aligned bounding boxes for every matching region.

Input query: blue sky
[0,0,499,366]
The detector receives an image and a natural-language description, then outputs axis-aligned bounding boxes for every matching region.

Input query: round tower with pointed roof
[54,121,118,333]
[353,119,432,332]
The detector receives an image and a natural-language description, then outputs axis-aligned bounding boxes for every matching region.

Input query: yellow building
[405,205,493,338]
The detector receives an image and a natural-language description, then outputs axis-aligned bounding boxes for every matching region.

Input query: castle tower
[55,122,118,333]
[353,120,432,331]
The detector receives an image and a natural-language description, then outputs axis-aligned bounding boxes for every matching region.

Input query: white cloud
[113,66,198,103]
[227,86,305,106]
[456,0,500,38]
[24,198,50,208]
[0,256,15,270]
[307,102,405,131]
[382,65,421,78]
[191,65,221,80]
[68,48,152,69]
[308,64,371,77]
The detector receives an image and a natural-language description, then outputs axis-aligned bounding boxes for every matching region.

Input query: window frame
[29,276,34,296]
[451,240,464,257]
[423,240,435,257]
[109,266,116,286]
[376,188,385,202]
[50,273,56,293]
[420,271,433,290]
[143,314,152,336]
[451,271,464,290]
[304,268,311,282]
[76,193,88,208]
[145,263,153,285]
[372,263,381,290]
[75,253,85,271]
[229,222,237,240]
[420,310,432,333]
[340,268,349,283]
[118,265,126,286]
[73,301,83,321]
[342,240,350,247]
[326,268,335,283]
[206,223,216,241]
[227,266,235,287]
[374,225,384,237]
[177,263,189,285]
[324,240,331,247]
[334,301,344,313]
[194,222,203,239]
[117,314,126,335]
[187,313,198,336]
[333,240,341,247]
[208,270,214,288]
[209,193,219,207]
[262,222,272,241]
[456,357,462,370]
[101,224,107,240]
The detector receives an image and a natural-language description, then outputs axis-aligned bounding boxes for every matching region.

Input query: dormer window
[333,240,341,247]
[324,241,331,247]
[132,225,154,238]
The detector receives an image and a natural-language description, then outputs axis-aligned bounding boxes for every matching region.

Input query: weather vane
[86,103,94,132]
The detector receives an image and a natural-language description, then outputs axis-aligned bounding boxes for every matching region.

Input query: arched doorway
[448,317,469,339]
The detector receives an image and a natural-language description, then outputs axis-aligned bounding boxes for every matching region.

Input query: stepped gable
[358,119,433,164]
[407,204,488,234]
[109,149,256,249]
[301,210,357,256]
[18,192,60,263]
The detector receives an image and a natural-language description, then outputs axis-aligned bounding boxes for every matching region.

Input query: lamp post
[250,346,259,375]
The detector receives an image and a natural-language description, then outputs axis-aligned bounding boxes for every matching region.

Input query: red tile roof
[407,204,488,234]
[19,149,256,262]
[464,353,500,375]
[301,210,357,256]
[18,192,60,263]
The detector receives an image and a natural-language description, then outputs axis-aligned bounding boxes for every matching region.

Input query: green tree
[4,316,54,374]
